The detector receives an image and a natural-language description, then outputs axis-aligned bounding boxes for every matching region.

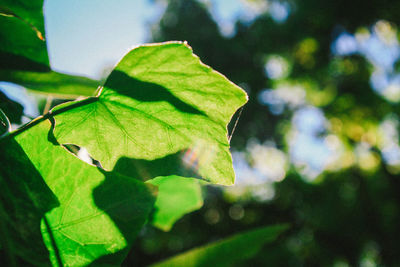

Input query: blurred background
[2,0,400,265]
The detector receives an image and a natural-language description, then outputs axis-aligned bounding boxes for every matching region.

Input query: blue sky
[43,0,273,79]
[44,0,164,79]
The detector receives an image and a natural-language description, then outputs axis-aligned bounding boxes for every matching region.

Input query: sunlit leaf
[0,136,58,266]
[1,120,156,266]
[151,224,289,267]
[0,70,99,98]
[53,42,248,185]
[147,176,203,231]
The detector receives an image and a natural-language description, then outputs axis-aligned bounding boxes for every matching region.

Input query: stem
[0,108,11,138]
[0,96,98,142]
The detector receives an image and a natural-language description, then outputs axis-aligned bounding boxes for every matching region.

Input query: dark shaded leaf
[151,224,289,267]
[0,0,49,71]
[0,91,23,124]
[1,120,156,266]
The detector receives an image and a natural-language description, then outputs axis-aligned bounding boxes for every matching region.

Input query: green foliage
[0,43,248,264]
[0,135,57,266]
[2,121,156,266]
[151,224,288,267]
[148,176,203,231]
[0,70,98,98]
[0,0,49,71]
[148,0,400,266]
[52,42,247,185]
[0,1,303,266]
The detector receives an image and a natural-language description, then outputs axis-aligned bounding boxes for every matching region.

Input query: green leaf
[0,70,99,98]
[150,224,289,267]
[0,0,49,71]
[1,120,156,266]
[0,136,58,266]
[147,176,203,231]
[0,0,45,34]
[52,42,248,185]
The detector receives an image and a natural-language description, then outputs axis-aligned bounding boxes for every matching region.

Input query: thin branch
[43,95,54,115]
[0,97,98,142]
[228,106,244,142]
[0,108,11,138]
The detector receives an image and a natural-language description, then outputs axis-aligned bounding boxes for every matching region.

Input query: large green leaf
[52,42,248,185]
[1,120,156,266]
[151,224,289,267]
[0,70,99,98]
[147,176,203,231]
[0,0,49,71]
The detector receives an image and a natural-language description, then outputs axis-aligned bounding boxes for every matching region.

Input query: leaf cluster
[0,0,288,266]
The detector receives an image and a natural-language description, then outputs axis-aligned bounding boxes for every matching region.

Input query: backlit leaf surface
[0,136,58,266]
[53,42,248,185]
[147,176,203,231]
[1,120,156,266]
